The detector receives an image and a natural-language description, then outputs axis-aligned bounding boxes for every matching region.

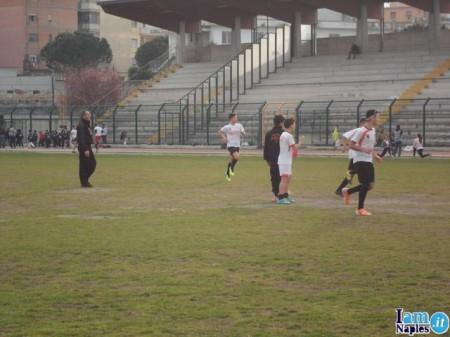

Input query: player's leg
[355,163,374,215]
[336,160,354,196]
[271,164,280,200]
[277,165,292,204]
[229,150,240,175]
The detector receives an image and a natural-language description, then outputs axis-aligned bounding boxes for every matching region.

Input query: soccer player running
[277,118,298,205]
[264,115,285,202]
[335,118,366,197]
[219,113,245,182]
[342,110,383,216]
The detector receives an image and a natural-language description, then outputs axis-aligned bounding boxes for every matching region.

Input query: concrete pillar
[232,16,241,55]
[311,9,318,56]
[292,11,302,58]
[429,0,442,50]
[176,21,186,64]
[356,0,369,53]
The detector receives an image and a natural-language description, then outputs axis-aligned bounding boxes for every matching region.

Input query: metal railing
[1,98,449,147]
[175,25,292,132]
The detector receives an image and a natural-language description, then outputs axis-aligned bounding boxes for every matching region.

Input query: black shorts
[348,159,356,173]
[355,161,375,185]
[228,147,240,155]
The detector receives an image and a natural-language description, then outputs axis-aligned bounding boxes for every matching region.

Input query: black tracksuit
[77,119,96,186]
[264,126,283,196]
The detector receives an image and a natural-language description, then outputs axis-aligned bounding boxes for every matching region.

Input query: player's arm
[373,152,383,164]
[218,127,227,143]
[350,141,372,154]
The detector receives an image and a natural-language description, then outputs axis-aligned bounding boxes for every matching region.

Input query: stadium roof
[98,0,450,32]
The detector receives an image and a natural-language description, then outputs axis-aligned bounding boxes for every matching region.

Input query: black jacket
[77,119,93,152]
[263,126,283,164]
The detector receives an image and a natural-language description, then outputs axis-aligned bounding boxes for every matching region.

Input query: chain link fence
[1,98,449,147]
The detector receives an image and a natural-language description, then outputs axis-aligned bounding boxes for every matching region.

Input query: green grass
[0,152,449,337]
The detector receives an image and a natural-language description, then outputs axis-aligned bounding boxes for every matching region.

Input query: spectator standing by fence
[393,125,403,157]
[8,126,16,148]
[0,128,6,148]
[101,124,108,144]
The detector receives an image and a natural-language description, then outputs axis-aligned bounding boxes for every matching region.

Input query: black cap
[366,110,379,119]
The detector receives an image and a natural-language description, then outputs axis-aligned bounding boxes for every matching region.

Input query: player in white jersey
[335,118,366,196]
[219,113,245,182]
[277,118,298,205]
[342,110,383,216]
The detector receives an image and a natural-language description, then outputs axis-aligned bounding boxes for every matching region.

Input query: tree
[135,36,168,67]
[65,68,123,107]
[40,31,112,71]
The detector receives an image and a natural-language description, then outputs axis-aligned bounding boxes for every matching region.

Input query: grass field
[0,152,449,337]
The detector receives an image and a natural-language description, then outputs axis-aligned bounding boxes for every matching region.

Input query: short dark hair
[228,113,236,120]
[273,115,285,126]
[359,118,366,124]
[284,118,295,129]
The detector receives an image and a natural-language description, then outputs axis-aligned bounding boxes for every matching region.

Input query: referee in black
[263,114,285,201]
[77,111,96,188]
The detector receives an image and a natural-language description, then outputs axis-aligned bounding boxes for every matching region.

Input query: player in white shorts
[219,113,245,182]
[277,118,298,205]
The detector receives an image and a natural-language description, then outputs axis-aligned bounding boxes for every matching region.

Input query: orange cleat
[342,187,351,205]
[355,209,372,216]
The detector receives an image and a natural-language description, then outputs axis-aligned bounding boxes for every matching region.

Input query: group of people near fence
[0,126,75,149]
[333,124,431,159]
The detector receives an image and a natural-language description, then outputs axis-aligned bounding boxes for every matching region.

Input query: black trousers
[269,163,281,196]
[79,148,96,186]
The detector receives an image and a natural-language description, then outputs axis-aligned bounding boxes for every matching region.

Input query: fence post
[356,99,364,127]
[201,84,205,128]
[194,91,197,133]
[49,106,54,132]
[325,100,334,146]
[222,68,226,112]
[157,103,165,145]
[186,97,190,143]
[179,101,182,145]
[111,105,118,145]
[259,37,262,83]
[295,100,304,143]
[257,101,266,149]
[29,107,35,131]
[230,61,233,102]
[215,74,219,117]
[134,104,141,145]
[69,106,76,130]
[422,98,430,147]
[206,105,211,145]
[388,99,396,140]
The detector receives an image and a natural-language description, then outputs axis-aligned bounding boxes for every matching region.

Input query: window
[131,38,139,49]
[221,31,231,45]
[28,33,38,42]
[28,14,38,23]
[48,15,53,23]
[390,12,396,20]
[29,55,38,64]
[78,12,99,25]
[406,11,412,21]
